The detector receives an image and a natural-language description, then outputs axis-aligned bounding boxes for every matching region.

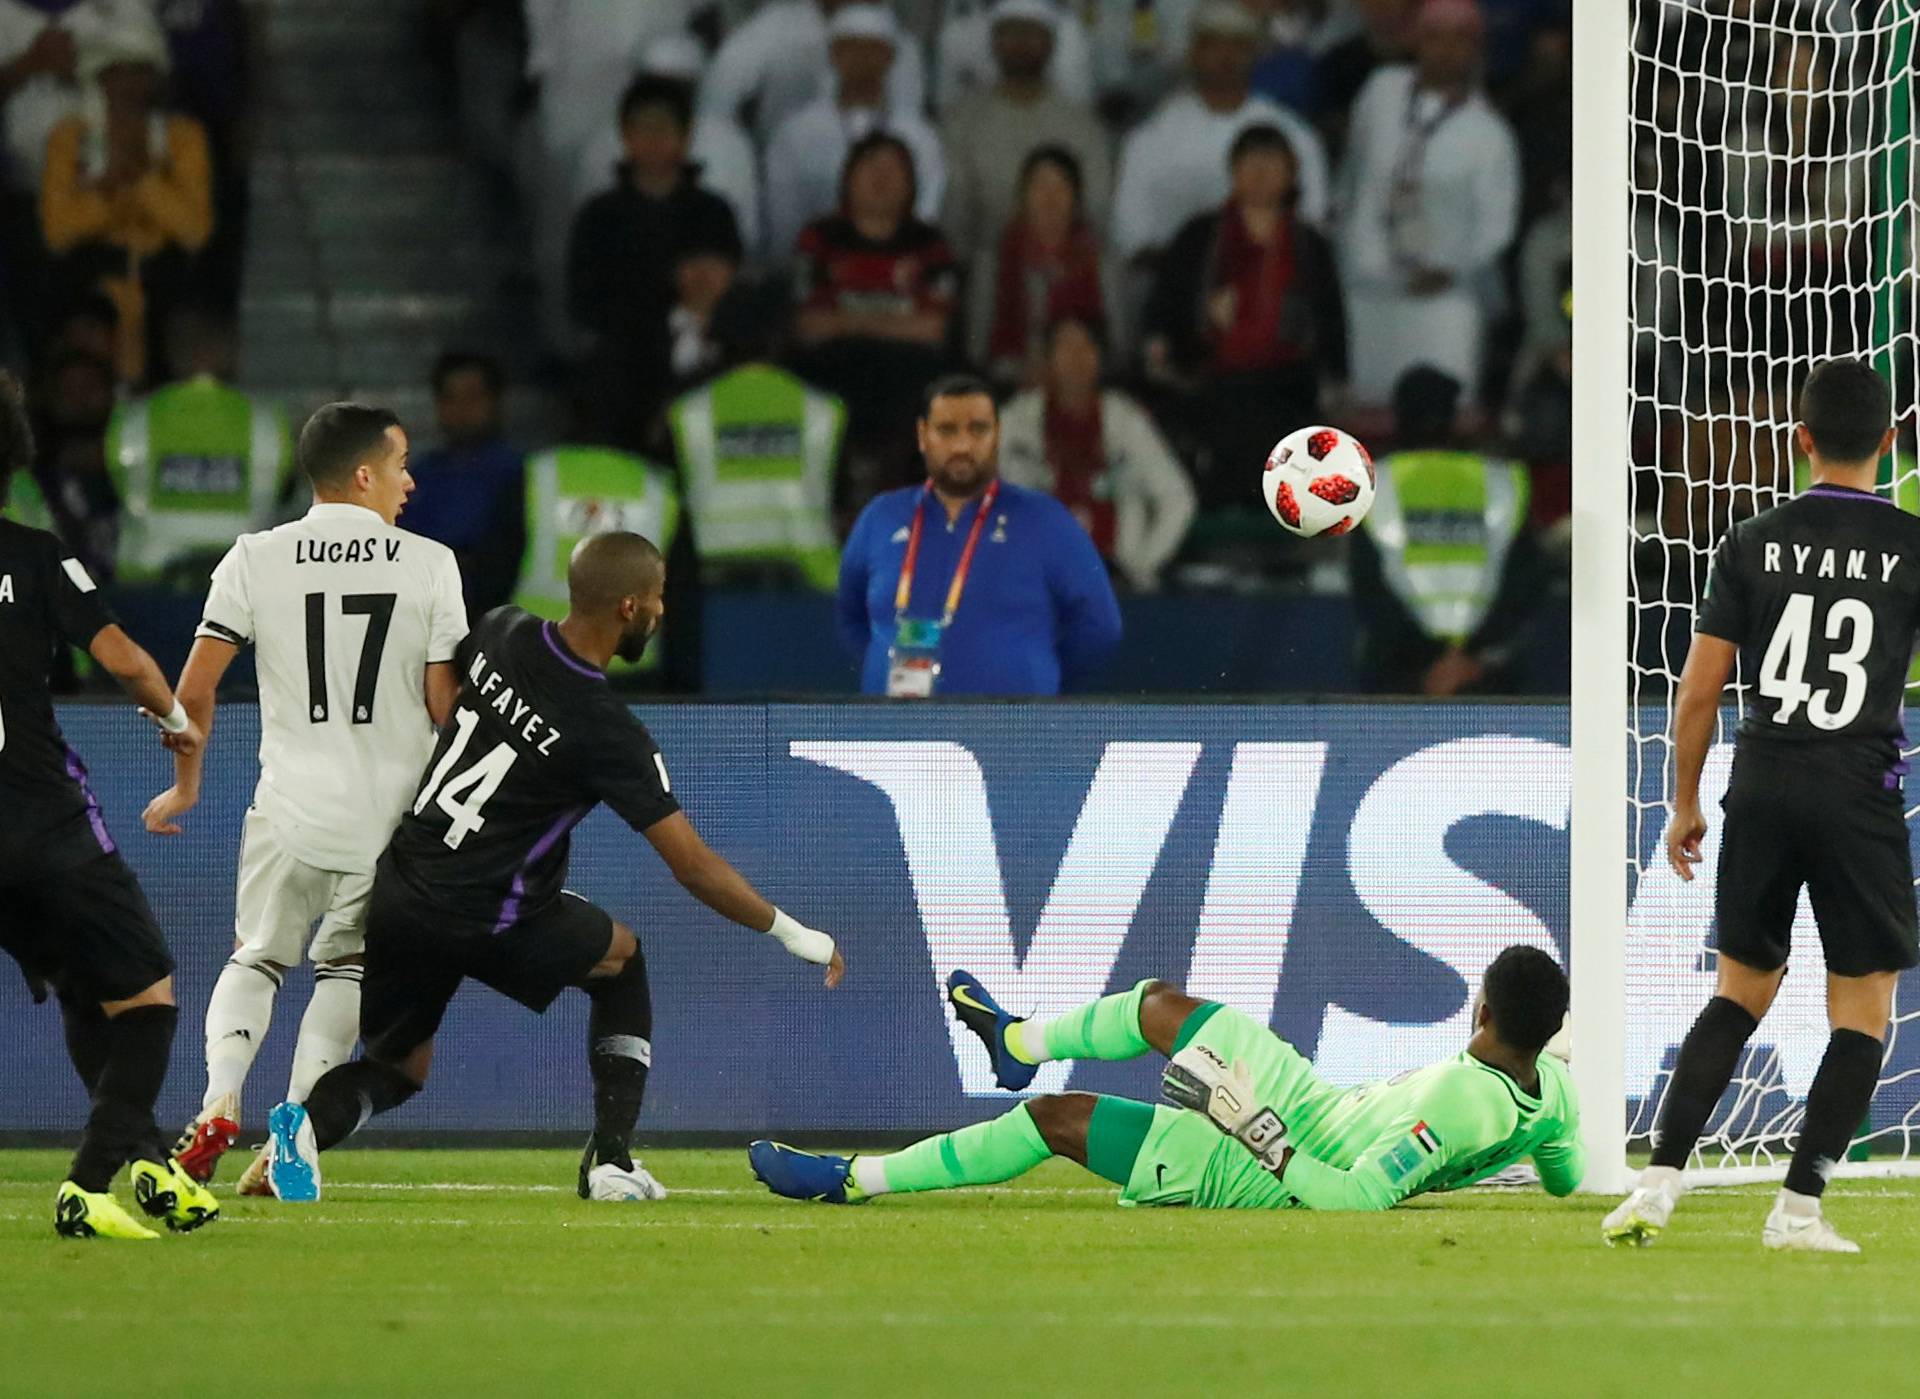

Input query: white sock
[851,1154,892,1197]
[287,965,362,1103]
[1775,1186,1821,1219]
[203,961,280,1113]
[1004,1018,1051,1065]
[1640,1164,1683,1194]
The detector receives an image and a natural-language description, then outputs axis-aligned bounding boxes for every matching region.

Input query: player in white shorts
[144,402,468,1187]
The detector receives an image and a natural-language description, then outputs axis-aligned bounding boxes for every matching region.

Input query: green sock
[1006,980,1153,1065]
[870,1105,1051,1195]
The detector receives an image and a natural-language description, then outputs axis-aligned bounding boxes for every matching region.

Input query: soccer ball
[1261,425,1376,538]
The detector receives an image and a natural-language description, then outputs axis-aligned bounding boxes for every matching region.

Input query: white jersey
[198,502,468,873]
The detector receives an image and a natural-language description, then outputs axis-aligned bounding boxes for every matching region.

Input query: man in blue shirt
[402,351,526,618]
[837,374,1121,696]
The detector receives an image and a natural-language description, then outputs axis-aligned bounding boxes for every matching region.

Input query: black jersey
[0,519,121,870]
[383,606,680,932]
[1696,484,1920,780]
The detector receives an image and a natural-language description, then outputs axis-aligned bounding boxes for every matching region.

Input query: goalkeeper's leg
[966,977,1213,1067]
[995,978,1324,1110]
[760,1094,1144,1202]
[836,1094,1273,1210]
[848,1096,1080,1198]
[752,1098,1071,1203]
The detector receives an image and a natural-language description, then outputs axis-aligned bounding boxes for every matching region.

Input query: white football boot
[235,1144,273,1197]
[1601,1166,1684,1246]
[1763,1195,1861,1254]
[584,1160,669,1202]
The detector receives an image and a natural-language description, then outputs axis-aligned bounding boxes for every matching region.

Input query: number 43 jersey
[384,606,680,933]
[199,503,468,872]
[1697,483,1920,775]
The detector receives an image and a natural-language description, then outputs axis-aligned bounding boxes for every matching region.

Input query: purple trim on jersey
[62,747,115,854]
[1804,484,1892,504]
[492,804,590,933]
[542,622,605,680]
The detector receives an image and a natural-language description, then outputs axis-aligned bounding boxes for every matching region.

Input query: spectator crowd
[0,0,1581,697]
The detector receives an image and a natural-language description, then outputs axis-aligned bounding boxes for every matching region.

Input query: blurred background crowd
[0,0,1583,696]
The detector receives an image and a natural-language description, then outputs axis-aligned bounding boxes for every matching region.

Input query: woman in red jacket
[975,146,1109,391]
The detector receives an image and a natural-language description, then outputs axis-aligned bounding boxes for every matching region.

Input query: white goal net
[1624,0,1920,1180]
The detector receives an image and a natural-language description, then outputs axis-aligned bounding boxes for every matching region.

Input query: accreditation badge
[885,617,945,699]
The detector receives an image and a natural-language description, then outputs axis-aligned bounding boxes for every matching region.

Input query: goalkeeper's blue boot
[748,1141,863,1204]
[945,969,1036,1091]
[264,1102,321,1202]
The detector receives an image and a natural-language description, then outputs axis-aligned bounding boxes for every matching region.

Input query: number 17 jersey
[1697,484,1920,777]
[198,502,468,873]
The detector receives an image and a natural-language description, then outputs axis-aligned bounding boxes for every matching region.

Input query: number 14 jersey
[1697,483,1920,774]
[383,606,680,933]
[199,502,468,872]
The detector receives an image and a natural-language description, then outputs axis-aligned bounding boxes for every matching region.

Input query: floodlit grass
[0,1149,1915,1397]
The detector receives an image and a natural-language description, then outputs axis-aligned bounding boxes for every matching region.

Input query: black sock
[1784,1029,1883,1197]
[67,1004,177,1192]
[303,1060,421,1151]
[57,985,111,1095]
[584,951,653,1167]
[1650,996,1759,1169]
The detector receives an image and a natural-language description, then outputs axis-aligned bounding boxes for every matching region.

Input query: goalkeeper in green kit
[749,945,1581,1209]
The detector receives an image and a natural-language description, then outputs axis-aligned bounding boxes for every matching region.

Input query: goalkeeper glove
[1161,1043,1290,1172]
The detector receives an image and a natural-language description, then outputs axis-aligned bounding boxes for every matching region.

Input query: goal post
[1578,0,1920,1190]
[1570,0,1633,1196]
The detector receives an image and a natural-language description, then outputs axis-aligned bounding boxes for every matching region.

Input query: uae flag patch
[1383,1123,1442,1183]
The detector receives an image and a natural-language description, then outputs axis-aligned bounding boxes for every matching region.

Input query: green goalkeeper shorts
[1108,1003,1336,1210]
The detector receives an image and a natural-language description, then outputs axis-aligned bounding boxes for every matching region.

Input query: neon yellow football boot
[130,1158,221,1232]
[55,1181,160,1240]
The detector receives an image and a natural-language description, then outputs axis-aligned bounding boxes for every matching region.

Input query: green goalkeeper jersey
[1278,1049,1583,1211]
[1124,1004,1583,1211]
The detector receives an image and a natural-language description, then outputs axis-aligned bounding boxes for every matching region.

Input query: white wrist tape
[153,700,189,734]
[767,908,835,965]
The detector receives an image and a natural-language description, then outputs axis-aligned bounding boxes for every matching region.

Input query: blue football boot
[945,969,1036,1091]
[748,1141,863,1204]
[264,1102,321,1202]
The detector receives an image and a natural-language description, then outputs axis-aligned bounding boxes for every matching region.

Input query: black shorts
[359,870,615,1060]
[1715,748,1919,977]
[0,851,174,1002]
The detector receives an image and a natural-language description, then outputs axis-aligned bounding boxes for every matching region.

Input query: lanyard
[1391,84,1468,196]
[894,480,1001,626]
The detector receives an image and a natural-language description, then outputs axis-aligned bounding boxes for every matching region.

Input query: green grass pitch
[0,1149,1916,1397]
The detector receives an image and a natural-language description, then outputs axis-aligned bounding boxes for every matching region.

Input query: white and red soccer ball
[1261,425,1376,538]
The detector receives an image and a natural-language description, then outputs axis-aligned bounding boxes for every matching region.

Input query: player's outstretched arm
[643,811,845,987]
[1530,1135,1585,1197]
[144,636,238,835]
[88,624,203,759]
[1667,634,1736,880]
